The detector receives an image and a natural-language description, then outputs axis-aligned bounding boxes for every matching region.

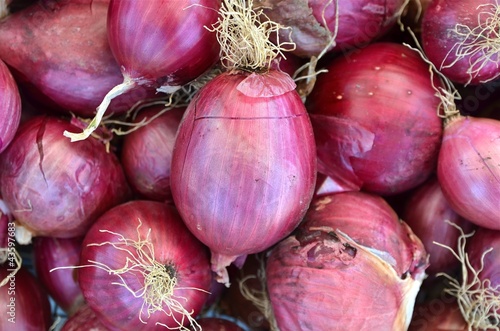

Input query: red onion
[258,0,406,58]
[437,115,500,230]
[421,0,500,85]
[0,116,131,240]
[64,0,221,141]
[78,200,212,330]
[0,58,21,154]
[410,299,468,331]
[0,0,156,117]
[121,106,185,202]
[33,236,84,314]
[403,177,476,276]
[306,42,443,195]
[61,303,109,331]
[266,191,429,330]
[0,265,52,331]
[196,317,245,331]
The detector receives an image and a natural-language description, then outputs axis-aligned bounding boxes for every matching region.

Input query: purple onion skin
[409,299,468,331]
[0,266,53,331]
[121,106,185,202]
[422,0,500,85]
[171,70,317,282]
[0,58,21,154]
[437,116,500,230]
[33,236,84,314]
[266,191,428,331]
[61,304,109,331]
[306,42,443,195]
[467,227,500,291]
[196,317,245,331]
[0,116,131,238]
[403,177,476,276]
[79,200,212,330]
[107,0,221,89]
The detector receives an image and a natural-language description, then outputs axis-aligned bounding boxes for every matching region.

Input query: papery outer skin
[306,42,443,195]
[107,0,221,88]
[78,200,212,331]
[0,58,21,154]
[0,266,53,331]
[61,304,109,331]
[437,116,500,230]
[0,0,156,117]
[266,192,428,331]
[171,70,317,283]
[256,0,406,58]
[121,106,185,202]
[0,116,131,238]
[403,177,476,276]
[421,0,500,85]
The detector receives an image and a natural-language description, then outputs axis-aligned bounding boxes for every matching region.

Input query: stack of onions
[78,200,213,330]
[0,116,131,242]
[0,58,21,154]
[171,0,317,285]
[266,191,429,330]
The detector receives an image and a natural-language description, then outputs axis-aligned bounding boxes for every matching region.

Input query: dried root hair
[435,221,500,330]
[443,0,500,86]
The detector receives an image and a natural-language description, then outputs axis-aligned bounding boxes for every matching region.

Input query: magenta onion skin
[0,58,21,154]
[466,227,500,289]
[306,42,443,195]
[0,0,156,117]
[121,106,185,202]
[403,177,476,276]
[79,200,212,330]
[196,317,245,331]
[421,0,500,85]
[61,303,109,331]
[266,191,428,330]
[437,115,500,230]
[260,0,406,58]
[0,265,52,331]
[0,116,131,238]
[107,0,221,89]
[171,69,317,284]
[33,236,84,314]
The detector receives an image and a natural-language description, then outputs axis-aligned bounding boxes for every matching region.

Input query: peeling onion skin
[306,42,443,195]
[0,116,131,238]
[107,0,221,89]
[437,116,500,230]
[121,106,185,202]
[78,200,212,331]
[256,0,406,58]
[0,58,21,154]
[266,191,428,331]
[0,0,156,117]
[421,0,500,86]
[0,265,53,331]
[171,70,317,285]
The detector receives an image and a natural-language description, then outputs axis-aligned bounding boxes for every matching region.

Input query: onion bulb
[0,58,21,154]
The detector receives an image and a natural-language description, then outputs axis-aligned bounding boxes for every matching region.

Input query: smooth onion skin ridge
[107,0,221,88]
[0,0,155,117]
[0,265,52,331]
[259,0,406,58]
[121,106,184,202]
[421,0,500,85]
[0,116,131,238]
[266,191,428,331]
[79,200,212,330]
[171,70,317,272]
[437,116,500,230]
[306,42,443,195]
[0,58,21,154]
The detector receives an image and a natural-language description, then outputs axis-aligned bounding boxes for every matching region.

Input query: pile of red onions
[0,58,21,154]
[266,191,429,330]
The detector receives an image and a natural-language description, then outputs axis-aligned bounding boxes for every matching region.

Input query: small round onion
[0,115,131,240]
[0,58,21,154]
[78,200,213,330]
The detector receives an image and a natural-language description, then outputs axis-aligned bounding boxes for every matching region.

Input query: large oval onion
[78,200,212,330]
[0,58,21,154]
[171,69,317,285]
[266,191,428,330]
[306,42,443,195]
[0,116,131,240]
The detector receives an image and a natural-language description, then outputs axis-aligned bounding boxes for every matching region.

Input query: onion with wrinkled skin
[266,191,429,330]
[0,58,21,154]
[0,116,131,240]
